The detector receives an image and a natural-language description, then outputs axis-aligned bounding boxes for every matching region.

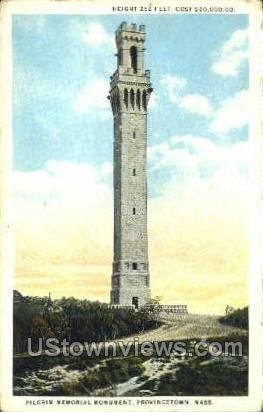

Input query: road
[14,313,246,359]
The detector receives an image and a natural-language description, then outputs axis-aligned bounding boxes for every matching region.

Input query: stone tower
[109,22,152,308]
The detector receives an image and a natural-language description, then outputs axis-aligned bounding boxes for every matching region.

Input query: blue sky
[13,14,248,176]
[13,14,249,311]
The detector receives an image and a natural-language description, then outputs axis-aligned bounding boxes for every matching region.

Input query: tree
[149,296,162,306]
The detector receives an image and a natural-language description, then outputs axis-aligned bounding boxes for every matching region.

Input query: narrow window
[136,89,141,110]
[133,207,136,215]
[133,131,136,139]
[130,46,137,73]
[132,262,138,270]
[130,89,135,110]
[124,89,128,109]
[133,168,136,176]
[143,90,147,110]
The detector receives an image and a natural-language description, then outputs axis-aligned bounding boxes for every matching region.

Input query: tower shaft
[109,22,152,308]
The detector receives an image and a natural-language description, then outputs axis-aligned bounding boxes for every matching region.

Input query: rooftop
[116,22,146,34]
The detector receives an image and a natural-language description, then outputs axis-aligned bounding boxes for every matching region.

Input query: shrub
[219,307,248,329]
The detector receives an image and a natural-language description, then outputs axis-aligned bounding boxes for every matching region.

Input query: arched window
[124,89,128,109]
[136,90,141,110]
[133,131,136,139]
[130,89,135,110]
[142,90,147,110]
[130,46,137,73]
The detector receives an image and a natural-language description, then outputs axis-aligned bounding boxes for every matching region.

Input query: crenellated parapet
[115,21,146,38]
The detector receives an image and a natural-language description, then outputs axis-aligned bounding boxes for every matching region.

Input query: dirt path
[113,313,247,344]
[14,314,246,359]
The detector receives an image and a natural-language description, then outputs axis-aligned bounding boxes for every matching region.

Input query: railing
[107,305,135,310]
[105,304,188,314]
[145,304,188,314]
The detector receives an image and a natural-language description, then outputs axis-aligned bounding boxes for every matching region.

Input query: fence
[106,304,188,314]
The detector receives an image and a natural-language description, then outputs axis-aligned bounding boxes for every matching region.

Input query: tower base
[110,278,151,308]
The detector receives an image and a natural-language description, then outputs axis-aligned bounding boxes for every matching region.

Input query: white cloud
[160,74,187,103]
[211,28,248,77]
[14,160,112,206]
[14,156,248,312]
[159,81,248,134]
[82,22,114,48]
[148,91,157,109]
[14,160,113,300]
[148,140,198,177]
[160,74,212,117]
[66,19,114,50]
[100,161,113,177]
[73,78,110,117]
[179,94,213,117]
[210,89,248,134]
[148,134,248,182]
[147,134,248,314]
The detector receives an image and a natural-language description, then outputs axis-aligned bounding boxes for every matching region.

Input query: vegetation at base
[14,356,145,396]
[13,296,161,353]
[14,333,248,397]
[13,295,248,397]
[13,351,97,378]
[134,356,248,396]
[219,306,248,329]
[52,357,144,396]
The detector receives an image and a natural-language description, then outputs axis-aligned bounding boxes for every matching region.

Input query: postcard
[0,0,262,411]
